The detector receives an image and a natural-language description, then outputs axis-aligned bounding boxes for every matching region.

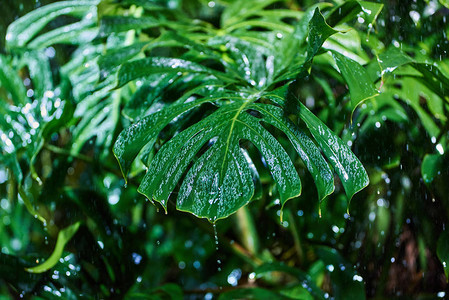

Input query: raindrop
[178,261,186,269]
[213,223,219,250]
[217,259,222,272]
[45,47,56,58]
[132,253,142,265]
[193,261,201,269]
[332,225,339,233]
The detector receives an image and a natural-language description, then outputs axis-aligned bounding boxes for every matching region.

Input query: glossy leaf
[116,57,235,88]
[326,1,383,27]
[26,222,80,273]
[298,102,369,201]
[422,153,444,184]
[112,6,369,221]
[134,98,302,221]
[306,9,338,61]
[99,16,160,36]
[252,102,334,201]
[28,18,98,49]
[275,8,338,83]
[6,0,99,49]
[331,51,379,114]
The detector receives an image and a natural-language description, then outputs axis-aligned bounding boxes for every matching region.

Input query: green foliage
[0,0,448,299]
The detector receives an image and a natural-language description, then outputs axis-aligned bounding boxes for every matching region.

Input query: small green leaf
[26,222,81,273]
[331,51,379,115]
[306,9,338,61]
[437,230,449,281]
[326,1,383,27]
[422,153,444,184]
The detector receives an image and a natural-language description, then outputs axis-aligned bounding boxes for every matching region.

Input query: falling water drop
[213,223,222,273]
[213,223,219,251]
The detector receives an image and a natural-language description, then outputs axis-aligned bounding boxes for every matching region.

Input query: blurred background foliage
[0,0,448,299]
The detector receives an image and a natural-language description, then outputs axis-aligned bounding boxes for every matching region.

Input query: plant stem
[287,209,304,264]
[44,144,93,163]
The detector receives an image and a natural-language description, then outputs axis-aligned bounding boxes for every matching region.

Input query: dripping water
[213,223,222,272]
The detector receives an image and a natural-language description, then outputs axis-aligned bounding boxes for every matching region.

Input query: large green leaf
[112,7,369,221]
[114,85,367,221]
[118,94,302,221]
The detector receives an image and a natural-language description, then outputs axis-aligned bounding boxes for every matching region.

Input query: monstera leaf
[113,9,370,222]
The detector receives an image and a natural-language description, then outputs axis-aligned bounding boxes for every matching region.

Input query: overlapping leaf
[113,9,369,221]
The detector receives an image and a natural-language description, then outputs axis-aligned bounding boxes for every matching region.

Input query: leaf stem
[44,144,93,163]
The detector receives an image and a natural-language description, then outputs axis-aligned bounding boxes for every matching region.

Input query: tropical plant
[0,0,448,299]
